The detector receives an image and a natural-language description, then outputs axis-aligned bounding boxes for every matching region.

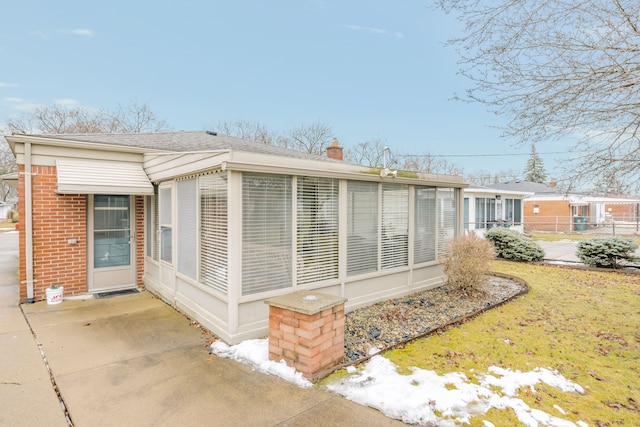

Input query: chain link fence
[467,216,640,264]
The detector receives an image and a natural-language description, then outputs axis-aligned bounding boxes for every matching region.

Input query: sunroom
[142,148,466,344]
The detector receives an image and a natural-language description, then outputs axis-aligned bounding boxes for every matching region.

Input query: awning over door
[56,158,154,195]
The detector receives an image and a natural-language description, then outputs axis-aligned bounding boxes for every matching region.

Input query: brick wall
[17,165,145,302]
[18,165,87,301]
[605,203,638,221]
[135,196,145,286]
[524,200,572,232]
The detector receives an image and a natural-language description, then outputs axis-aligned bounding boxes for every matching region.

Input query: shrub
[441,233,495,296]
[6,209,17,221]
[485,228,545,262]
[576,237,639,269]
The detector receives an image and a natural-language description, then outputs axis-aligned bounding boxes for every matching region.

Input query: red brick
[280,315,299,328]
[279,338,295,352]
[282,331,299,345]
[295,311,321,321]
[294,343,321,358]
[299,317,325,331]
[279,323,295,335]
[296,327,321,340]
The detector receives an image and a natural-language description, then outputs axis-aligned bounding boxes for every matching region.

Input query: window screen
[437,188,457,257]
[159,186,172,264]
[414,186,436,264]
[347,181,378,276]
[145,195,153,258]
[242,173,292,295]
[200,172,228,294]
[381,183,409,269]
[177,178,197,279]
[297,176,339,284]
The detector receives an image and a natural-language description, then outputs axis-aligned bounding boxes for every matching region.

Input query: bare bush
[441,233,495,296]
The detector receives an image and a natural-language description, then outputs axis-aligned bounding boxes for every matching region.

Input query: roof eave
[4,134,165,155]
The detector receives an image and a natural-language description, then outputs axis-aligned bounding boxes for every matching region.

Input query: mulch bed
[340,273,529,365]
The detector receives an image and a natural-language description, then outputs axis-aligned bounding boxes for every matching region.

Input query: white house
[6,131,467,344]
[463,185,533,236]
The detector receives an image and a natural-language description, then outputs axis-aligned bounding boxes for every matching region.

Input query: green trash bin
[574,216,588,231]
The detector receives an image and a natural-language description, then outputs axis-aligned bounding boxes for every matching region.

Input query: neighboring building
[463,185,533,236]
[0,201,13,219]
[491,180,640,232]
[4,131,466,344]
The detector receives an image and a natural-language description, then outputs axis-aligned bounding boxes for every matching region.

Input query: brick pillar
[265,291,347,380]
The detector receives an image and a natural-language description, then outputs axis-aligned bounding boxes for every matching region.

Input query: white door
[88,195,136,292]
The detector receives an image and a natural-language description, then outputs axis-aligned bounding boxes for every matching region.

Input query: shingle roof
[26,131,343,163]
[489,180,560,195]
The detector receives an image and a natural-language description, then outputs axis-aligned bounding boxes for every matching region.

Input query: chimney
[549,181,557,188]
[326,138,343,160]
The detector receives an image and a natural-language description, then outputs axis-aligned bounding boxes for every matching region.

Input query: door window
[94,195,131,268]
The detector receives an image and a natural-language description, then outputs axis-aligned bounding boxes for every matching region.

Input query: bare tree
[400,153,463,176]
[464,169,522,186]
[3,101,168,203]
[345,139,463,174]
[216,119,276,145]
[279,122,334,155]
[6,101,169,134]
[439,0,640,191]
[105,101,169,133]
[0,143,17,202]
[344,138,390,167]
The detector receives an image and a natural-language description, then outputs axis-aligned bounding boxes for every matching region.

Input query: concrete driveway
[1,232,402,426]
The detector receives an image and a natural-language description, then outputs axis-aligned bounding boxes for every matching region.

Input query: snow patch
[211,338,588,426]
[210,339,312,388]
[327,355,586,426]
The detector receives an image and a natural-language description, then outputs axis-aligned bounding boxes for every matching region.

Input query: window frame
[346,180,379,276]
[158,183,173,265]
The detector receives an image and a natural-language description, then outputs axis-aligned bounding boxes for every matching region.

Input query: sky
[0,0,568,177]
[211,338,589,426]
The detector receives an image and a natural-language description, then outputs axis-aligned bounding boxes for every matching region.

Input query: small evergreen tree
[523,144,548,184]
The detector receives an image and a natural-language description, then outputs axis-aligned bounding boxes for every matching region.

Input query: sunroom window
[297,176,339,285]
[505,198,522,224]
[177,178,197,280]
[200,172,228,294]
[347,181,378,276]
[437,188,457,256]
[159,186,172,264]
[381,183,409,269]
[242,173,292,295]
[414,186,436,264]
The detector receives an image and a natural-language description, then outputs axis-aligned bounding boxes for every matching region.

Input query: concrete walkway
[0,231,402,426]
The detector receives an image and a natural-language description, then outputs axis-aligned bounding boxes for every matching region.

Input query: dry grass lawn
[347,261,640,426]
[0,218,15,230]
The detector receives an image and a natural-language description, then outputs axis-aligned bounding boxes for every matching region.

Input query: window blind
[296,176,339,285]
[414,186,436,264]
[242,173,292,295]
[159,186,172,264]
[381,183,409,269]
[200,173,228,294]
[437,188,457,257]
[177,178,197,280]
[513,199,522,223]
[145,195,152,258]
[153,186,159,261]
[475,197,486,228]
[347,181,378,276]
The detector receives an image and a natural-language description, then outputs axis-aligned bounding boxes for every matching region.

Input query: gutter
[24,142,34,303]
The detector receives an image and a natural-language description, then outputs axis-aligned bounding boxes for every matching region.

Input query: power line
[396,151,570,158]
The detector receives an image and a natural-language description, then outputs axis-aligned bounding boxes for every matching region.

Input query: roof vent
[206,130,218,136]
